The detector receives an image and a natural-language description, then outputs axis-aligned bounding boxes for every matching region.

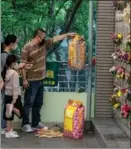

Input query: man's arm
[20,65,29,89]
[21,67,27,81]
[53,32,76,43]
[45,32,76,49]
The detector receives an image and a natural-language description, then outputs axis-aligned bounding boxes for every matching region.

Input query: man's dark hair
[4,34,17,46]
[33,28,46,37]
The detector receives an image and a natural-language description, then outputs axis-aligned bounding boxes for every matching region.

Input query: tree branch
[47,0,83,59]
[12,0,16,10]
[2,0,12,3]
[54,0,69,17]
[64,0,83,32]
[48,0,54,17]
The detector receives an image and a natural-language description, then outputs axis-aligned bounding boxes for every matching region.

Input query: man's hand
[67,32,77,38]
[23,79,29,89]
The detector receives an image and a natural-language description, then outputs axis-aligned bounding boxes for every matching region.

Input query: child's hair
[2,55,17,81]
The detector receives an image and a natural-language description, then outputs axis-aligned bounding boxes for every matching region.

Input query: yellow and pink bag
[68,34,86,70]
[63,99,85,139]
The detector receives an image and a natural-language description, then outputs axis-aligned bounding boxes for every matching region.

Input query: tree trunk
[47,0,83,60]
[64,0,83,32]
[48,0,54,17]
[12,0,16,10]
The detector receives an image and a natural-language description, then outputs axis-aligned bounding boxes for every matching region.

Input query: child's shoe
[5,130,19,138]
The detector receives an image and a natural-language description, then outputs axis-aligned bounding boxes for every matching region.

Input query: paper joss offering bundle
[63,99,85,139]
[68,34,86,70]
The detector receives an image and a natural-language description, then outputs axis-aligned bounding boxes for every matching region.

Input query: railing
[44,62,95,92]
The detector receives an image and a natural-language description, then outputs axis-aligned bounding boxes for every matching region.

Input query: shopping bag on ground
[63,99,85,139]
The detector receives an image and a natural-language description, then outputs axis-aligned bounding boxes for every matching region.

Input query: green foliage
[2,0,96,61]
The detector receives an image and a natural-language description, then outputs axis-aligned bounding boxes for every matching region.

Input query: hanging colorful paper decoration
[68,34,86,70]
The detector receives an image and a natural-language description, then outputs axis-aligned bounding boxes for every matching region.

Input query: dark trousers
[22,80,44,127]
[3,95,23,120]
[1,89,6,128]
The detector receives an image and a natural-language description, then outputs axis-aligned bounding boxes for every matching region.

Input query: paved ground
[2,119,130,148]
[93,119,130,148]
[1,131,100,148]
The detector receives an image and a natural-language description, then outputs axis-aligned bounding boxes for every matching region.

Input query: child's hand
[25,64,33,70]
[19,63,26,69]
[19,63,33,70]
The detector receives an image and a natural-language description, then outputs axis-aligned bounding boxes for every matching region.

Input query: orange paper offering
[68,34,86,70]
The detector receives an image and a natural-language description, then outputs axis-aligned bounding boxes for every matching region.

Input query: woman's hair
[2,55,17,81]
[4,34,17,46]
[1,34,17,53]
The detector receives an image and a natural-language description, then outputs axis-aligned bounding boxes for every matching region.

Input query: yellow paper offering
[63,99,85,139]
[68,35,86,70]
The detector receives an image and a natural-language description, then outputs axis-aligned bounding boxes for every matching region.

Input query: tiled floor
[1,131,100,148]
[93,119,130,148]
[2,119,130,148]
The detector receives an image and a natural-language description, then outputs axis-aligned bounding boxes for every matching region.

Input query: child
[2,55,23,138]
[1,35,18,134]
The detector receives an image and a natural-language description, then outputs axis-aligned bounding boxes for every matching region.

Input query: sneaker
[37,122,48,130]
[11,130,18,135]
[32,122,48,131]
[22,124,33,132]
[1,128,6,135]
[5,131,19,138]
[6,104,13,118]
